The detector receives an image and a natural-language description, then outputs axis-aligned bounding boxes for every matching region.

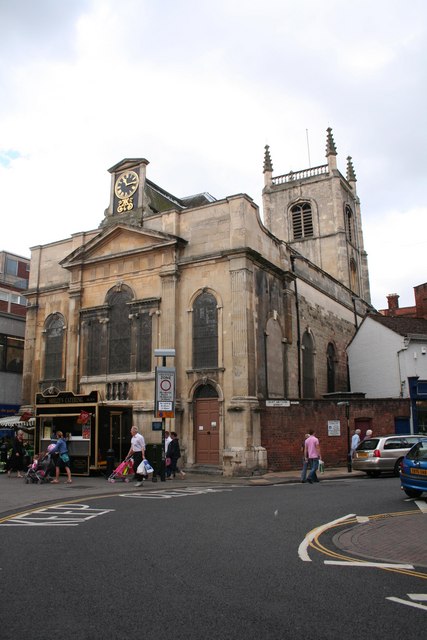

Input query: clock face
[114,170,139,199]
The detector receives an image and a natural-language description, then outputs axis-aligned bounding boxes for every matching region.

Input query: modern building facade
[21,129,373,474]
[0,250,29,420]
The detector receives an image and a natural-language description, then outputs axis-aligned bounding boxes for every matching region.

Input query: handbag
[166,457,171,467]
[60,453,70,464]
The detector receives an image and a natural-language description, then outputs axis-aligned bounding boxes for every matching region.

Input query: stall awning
[0,415,35,428]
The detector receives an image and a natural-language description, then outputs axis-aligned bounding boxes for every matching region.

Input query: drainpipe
[290,255,302,398]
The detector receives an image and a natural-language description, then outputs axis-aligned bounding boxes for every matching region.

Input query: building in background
[21,129,376,475]
[0,251,29,415]
[379,282,427,319]
[0,251,32,440]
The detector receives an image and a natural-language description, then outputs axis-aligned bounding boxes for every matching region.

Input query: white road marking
[414,500,427,513]
[298,513,355,562]
[325,561,414,569]
[0,504,114,527]
[408,594,427,601]
[120,486,237,499]
[386,597,427,611]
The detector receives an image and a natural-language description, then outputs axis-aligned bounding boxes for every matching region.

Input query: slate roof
[368,313,427,337]
[146,179,216,215]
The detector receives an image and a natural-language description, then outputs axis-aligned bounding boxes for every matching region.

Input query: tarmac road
[1,465,426,568]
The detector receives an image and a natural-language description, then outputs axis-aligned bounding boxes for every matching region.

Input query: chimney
[387,293,399,316]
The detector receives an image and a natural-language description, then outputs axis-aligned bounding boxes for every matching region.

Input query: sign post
[154,349,176,482]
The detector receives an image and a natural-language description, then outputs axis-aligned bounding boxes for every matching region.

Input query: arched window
[349,258,358,294]
[266,317,284,398]
[326,342,336,393]
[291,202,313,239]
[193,292,218,369]
[345,205,355,243]
[108,288,132,374]
[44,313,65,380]
[302,331,315,398]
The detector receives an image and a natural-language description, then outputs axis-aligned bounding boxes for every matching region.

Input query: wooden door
[194,398,219,464]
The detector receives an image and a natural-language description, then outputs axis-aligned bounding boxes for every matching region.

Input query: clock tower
[100,158,150,229]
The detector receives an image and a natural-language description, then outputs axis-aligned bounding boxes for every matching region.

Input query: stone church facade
[21,129,373,475]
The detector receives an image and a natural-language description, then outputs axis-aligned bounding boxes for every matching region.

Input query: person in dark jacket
[166,432,185,479]
[7,430,25,478]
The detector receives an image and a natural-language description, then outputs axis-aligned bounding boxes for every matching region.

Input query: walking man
[304,429,321,484]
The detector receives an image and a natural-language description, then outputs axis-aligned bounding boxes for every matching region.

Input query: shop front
[35,390,133,475]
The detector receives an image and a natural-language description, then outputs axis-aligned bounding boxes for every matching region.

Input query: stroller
[108,457,134,483]
[25,446,56,484]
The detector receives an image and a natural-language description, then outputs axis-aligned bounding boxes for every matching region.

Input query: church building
[21,129,373,475]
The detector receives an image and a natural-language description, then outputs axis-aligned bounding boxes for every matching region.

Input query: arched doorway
[194,384,219,465]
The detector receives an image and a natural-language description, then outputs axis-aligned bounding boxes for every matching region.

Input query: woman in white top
[126,426,146,487]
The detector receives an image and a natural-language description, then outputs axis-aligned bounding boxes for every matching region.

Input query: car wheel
[394,458,403,477]
[367,471,380,478]
[404,488,422,499]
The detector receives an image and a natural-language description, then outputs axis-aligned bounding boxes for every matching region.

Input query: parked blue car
[400,438,427,498]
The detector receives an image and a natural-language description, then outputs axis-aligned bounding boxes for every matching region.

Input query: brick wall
[260,398,411,471]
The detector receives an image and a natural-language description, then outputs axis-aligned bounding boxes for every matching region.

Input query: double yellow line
[308,510,427,580]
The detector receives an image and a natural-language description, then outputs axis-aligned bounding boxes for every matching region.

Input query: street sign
[155,366,176,418]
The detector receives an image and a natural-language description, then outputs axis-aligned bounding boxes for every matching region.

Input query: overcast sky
[1,0,426,310]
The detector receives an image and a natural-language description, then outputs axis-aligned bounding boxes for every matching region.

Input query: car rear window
[384,439,407,450]
[357,439,379,451]
[406,441,427,461]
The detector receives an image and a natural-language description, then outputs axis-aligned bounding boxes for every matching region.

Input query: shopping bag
[318,459,325,474]
[137,458,154,476]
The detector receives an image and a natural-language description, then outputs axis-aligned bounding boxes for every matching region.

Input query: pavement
[1,466,426,568]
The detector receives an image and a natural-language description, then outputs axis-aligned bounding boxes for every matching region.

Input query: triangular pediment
[60,224,186,269]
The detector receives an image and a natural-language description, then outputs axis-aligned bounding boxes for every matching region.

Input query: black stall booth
[35,390,133,475]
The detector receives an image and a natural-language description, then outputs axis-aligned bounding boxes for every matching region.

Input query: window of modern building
[5,257,18,276]
[193,292,218,369]
[326,342,336,393]
[0,334,24,373]
[302,331,315,397]
[44,314,65,380]
[291,202,313,240]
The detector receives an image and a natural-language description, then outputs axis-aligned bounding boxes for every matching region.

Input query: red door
[194,398,219,464]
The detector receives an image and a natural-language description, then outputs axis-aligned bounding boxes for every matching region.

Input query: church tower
[262,128,371,303]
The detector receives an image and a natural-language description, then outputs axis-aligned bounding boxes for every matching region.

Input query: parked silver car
[353,434,424,477]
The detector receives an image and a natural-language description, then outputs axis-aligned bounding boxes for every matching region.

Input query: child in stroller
[25,444,56,484]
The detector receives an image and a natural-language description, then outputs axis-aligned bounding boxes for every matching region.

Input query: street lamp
[337,401,352,472]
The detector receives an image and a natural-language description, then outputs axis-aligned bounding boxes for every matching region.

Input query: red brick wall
[260,398,411,471]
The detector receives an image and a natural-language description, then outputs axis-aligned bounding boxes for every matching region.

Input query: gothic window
[136,313,152,372]
[291,202,313,239]
[302,331,315,398]
[326,342,336,393]
[349,258,358,293]
[87,319,102,376]
[345,205,355,244]
[108,288,132,374]
[44,313,65,380]
[193,292,218,369]
[266,317,285,398]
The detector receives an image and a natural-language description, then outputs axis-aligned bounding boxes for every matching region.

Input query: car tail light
[374,449,381,458]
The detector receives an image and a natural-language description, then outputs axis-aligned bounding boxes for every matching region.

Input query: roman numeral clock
[114,170,139,213]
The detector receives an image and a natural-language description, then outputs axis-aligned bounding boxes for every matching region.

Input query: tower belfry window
[345,205,355,244]
[291,203,313,239]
